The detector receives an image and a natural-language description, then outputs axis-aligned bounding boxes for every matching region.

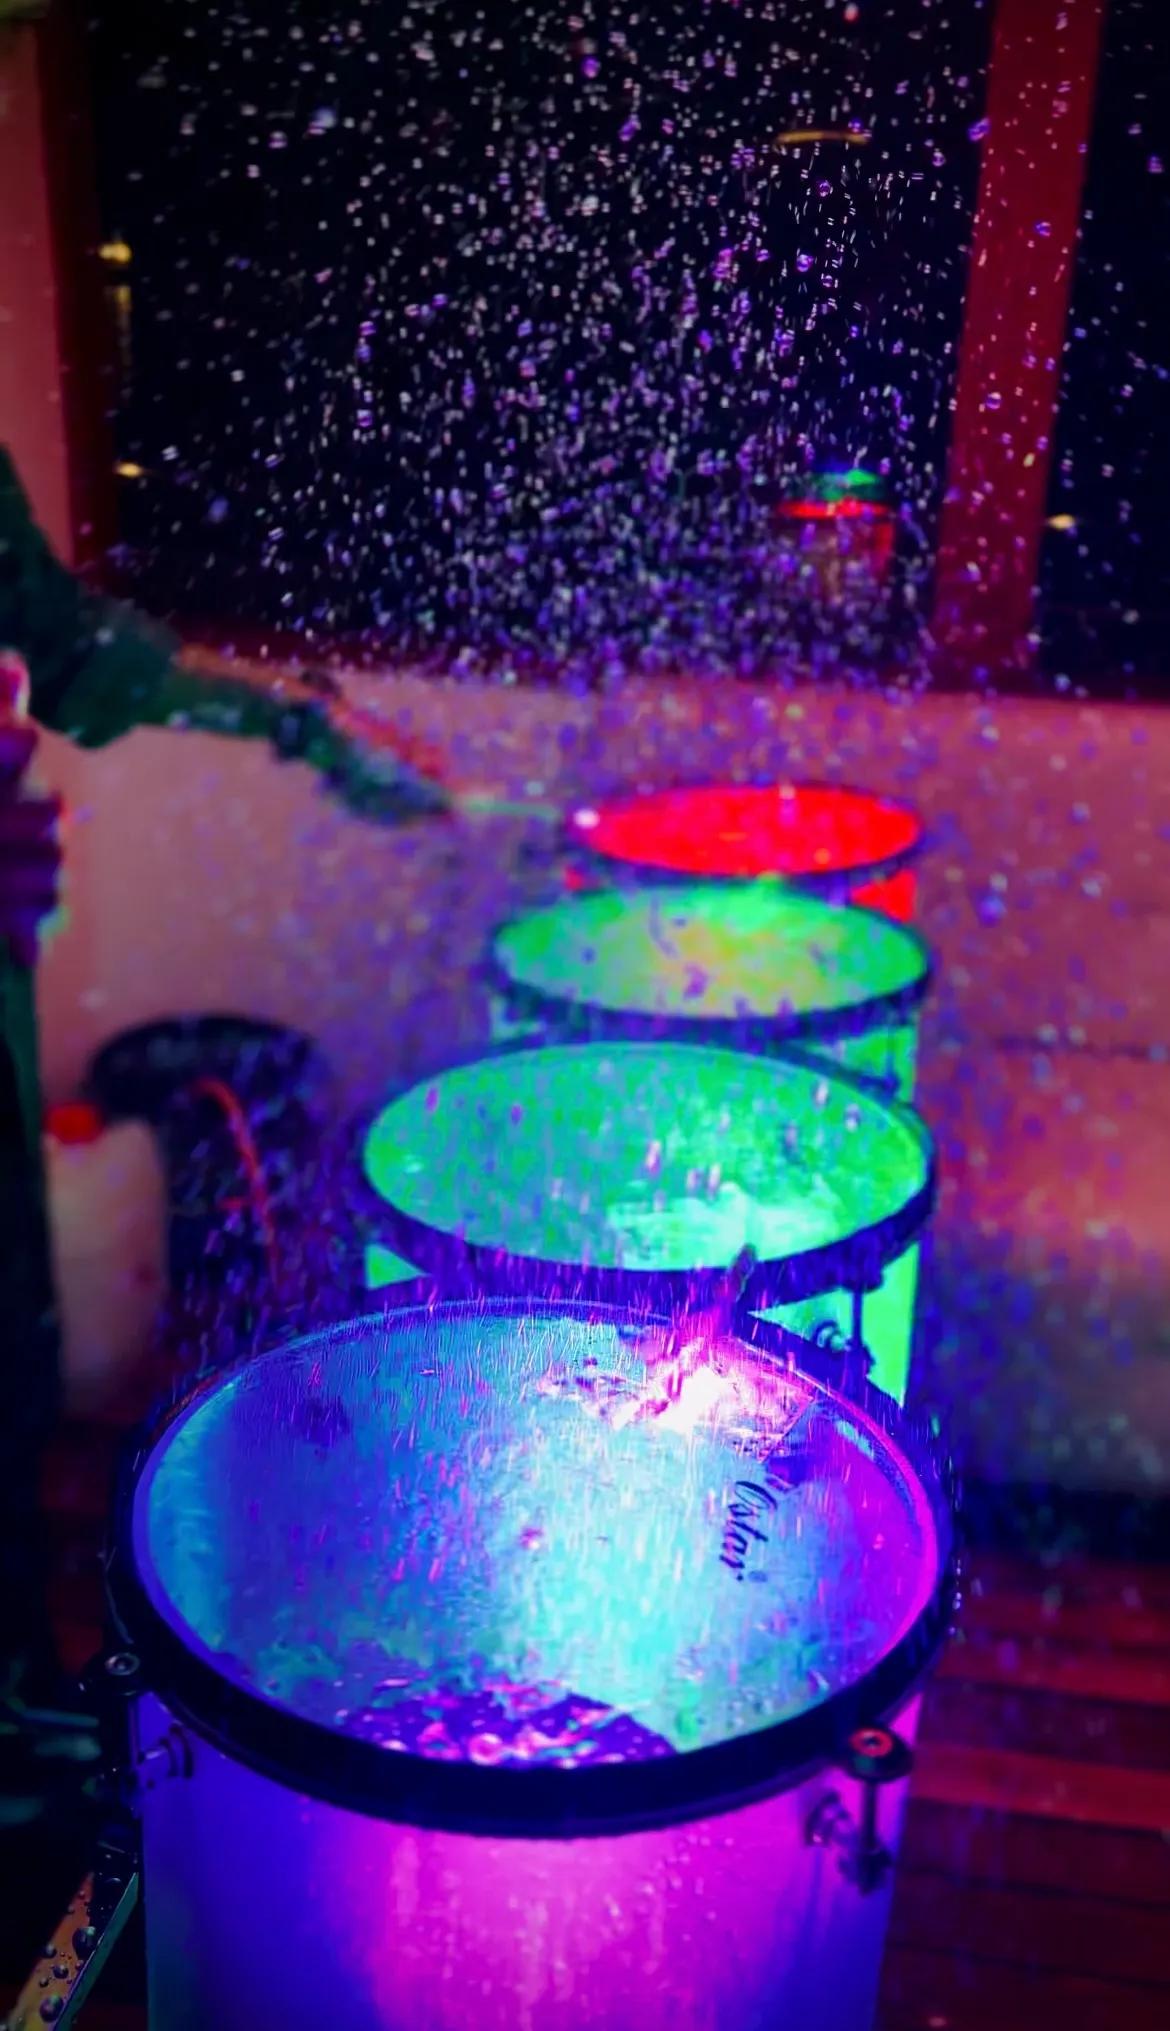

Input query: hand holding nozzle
[0,650,64,968]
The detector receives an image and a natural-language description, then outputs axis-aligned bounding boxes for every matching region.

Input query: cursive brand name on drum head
[719,1401,815,1579]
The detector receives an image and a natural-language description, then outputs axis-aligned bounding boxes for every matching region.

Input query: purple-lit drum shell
[118,1303,950,2031]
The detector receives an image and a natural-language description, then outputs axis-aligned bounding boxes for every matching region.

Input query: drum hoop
[108,1299,956,1841]
[565,777,926,890]
[358,1039,937,1309]
[486,888,932,1049]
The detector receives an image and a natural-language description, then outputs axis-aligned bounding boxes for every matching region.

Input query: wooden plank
[900,1799,1170,1906]
[941,1630,1170,1707]
[914,1741,1170,1833]
[923,1675,1170,1768]
[963,1549,1170,1616]
[957,1586,1170,1656]
[879,1946,1170,2031]
[889,1870,1170,1988]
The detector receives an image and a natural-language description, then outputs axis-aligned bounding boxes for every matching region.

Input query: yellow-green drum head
[489,883,930,1099]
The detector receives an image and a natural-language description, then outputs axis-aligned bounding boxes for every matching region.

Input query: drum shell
[134,1687,922,2031]
[486,988,920,1102]
[563,861,919,924]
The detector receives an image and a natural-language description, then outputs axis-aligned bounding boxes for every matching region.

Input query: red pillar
[0,20,73,555]
[34,0,119,573]
[932,0,1108,683]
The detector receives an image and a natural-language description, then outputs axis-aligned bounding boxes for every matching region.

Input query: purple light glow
[127,1304,946,2031]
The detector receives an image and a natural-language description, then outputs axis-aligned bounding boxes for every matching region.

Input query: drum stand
[3,1821,139,2029]
[3,1653,144,2030]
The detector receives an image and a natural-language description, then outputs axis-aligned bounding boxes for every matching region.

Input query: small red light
[773,497,892,524]
[45,1101,105,1146]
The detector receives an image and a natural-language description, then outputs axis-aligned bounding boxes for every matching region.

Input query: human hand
[0,651,64,967]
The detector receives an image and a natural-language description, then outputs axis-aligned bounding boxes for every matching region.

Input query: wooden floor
[3,1417,1169,2030]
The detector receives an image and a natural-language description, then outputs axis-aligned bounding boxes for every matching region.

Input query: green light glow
[363,1042,930,1282]
[492,885,925,1102]
[494,883,926,1031]
[821,1020,919,1102]
[365,1242,423,1289]
[811,468,886,501]
[757,1242,922,1406]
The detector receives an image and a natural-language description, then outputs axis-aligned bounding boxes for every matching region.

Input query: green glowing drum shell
[364,1239,431,1295]
[486,883,932,1101]
[361,1041,935,1405]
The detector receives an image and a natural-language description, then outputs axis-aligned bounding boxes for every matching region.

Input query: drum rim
[486,886,932,1049]
[564,777,925,888]
[107,1297,956,1840]
[358,1038,937,1310]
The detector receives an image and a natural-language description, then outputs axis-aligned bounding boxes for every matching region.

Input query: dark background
[86,0,1167,688]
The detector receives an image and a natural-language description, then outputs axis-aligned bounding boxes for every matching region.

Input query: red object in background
[44,1100,105,1145]
[773,499,891,529]
[33,0,120,570]
[565,783,923,922]
[771,498,898,604]
[932,0,1108,680]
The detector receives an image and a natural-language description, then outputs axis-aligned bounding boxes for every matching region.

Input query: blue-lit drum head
[131,1306,941,1780]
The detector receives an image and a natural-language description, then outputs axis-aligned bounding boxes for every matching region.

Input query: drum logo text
[719,1420,807,1580]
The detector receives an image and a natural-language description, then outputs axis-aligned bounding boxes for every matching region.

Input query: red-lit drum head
[569,783,921,886]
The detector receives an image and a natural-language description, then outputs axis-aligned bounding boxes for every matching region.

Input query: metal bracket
[1,1821,139,2030]
[1,1649,193,2030]
[805,1724,914,1894]
[805,1309,874,1395]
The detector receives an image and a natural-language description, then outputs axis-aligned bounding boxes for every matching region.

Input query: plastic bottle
[44,1101,168,1411]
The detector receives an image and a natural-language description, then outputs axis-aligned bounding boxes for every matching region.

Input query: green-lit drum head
[362,1042,932,1306]
[492,883,928,1040]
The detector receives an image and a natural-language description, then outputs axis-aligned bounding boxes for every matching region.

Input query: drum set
[11,781,956,2031]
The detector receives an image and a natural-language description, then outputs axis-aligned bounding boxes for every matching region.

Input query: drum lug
[135,1720,195,1789]
[74,1651,139,1805]
[807,1316,873,1394]
[805,1725,914,1895]
[79,1650,193,1797]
